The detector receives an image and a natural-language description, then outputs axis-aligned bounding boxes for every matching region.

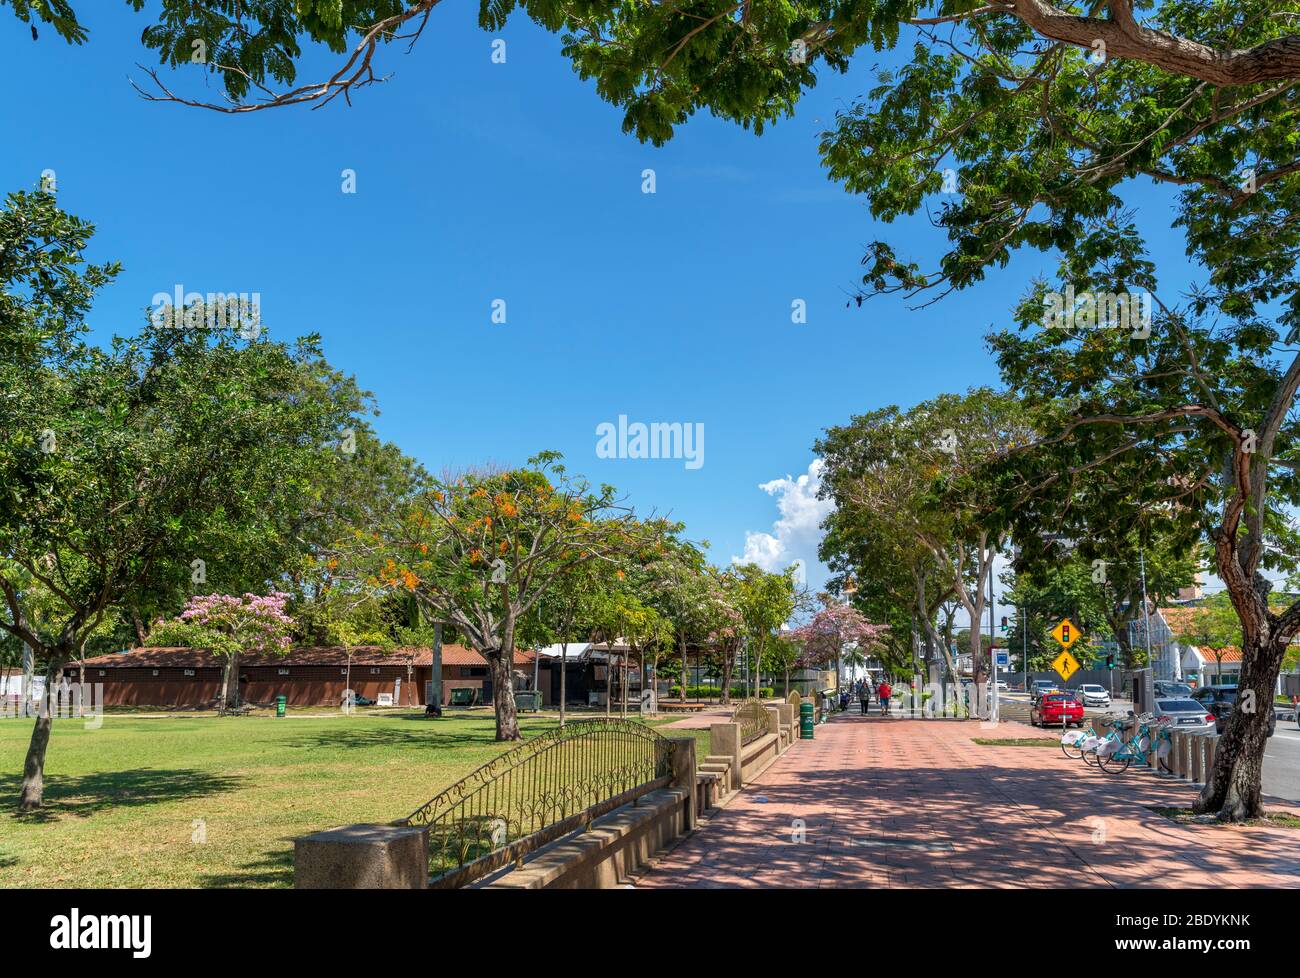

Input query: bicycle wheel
[1083,748,1102,766]
[1157,741,1174,773]
[1062,741,1083,760]
[1098,752,1131,774]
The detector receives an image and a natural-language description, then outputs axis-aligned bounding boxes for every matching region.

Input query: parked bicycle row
[1059,711,1178,775]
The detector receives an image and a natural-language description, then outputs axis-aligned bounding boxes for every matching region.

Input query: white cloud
[732,459,834,585]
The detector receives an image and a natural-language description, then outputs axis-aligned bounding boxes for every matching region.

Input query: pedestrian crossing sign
[1051,618,1081,649]
[1051,649,1081,682]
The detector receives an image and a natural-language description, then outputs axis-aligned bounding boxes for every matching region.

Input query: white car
[984,680,1009,691]
[1076,683,1111,707]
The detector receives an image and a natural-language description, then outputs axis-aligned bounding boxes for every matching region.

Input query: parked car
[985,679,1009,692]
[1154,697,1216,732]
[1031,680,1061,704]
[1190,685,1275,737]
[1031,692,1084,727]
[1076,683,1111,708]
[1155,680,1193,699]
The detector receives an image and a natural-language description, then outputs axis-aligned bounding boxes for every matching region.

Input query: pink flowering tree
[148,593,295,712]
[792,596,888,691]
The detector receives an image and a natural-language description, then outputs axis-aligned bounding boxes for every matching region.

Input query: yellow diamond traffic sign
[1051,648,1081,682]
[1051,618,1081,649]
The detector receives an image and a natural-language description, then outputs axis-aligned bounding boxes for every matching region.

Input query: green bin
[800,701,815,740]
[275,695,287,718]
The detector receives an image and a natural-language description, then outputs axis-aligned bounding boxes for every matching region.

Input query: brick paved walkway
[637,713,1300,888]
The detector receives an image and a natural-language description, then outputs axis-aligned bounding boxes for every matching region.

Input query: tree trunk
[1195,633,1283,820]
[784,668,790,698]
[130,606,149,647]
[679,636,688,703]
[220,651,241,712]
[487,651,520,740]
[19,657,65,810]
[559,641,567,728]
[720,644,735,705]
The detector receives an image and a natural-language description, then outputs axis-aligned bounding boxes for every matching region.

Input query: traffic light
[1000,616,1009,633]
[1106,655,1115,670]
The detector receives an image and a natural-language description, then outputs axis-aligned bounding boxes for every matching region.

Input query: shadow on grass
[200,844,295,888]
[285,719,556,753]
[0,768,245,822]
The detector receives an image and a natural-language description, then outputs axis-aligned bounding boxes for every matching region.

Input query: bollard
[1177,731,1195,780]
[1195,732,1216,783]
[1169,731,1185,778]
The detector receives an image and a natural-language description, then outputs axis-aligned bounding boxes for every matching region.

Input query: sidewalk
[636,711,1300,888]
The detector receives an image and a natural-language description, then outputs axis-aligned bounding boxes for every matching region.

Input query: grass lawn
[0,709,707,888]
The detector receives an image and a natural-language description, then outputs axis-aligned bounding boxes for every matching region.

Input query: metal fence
[735,698,770,745]
[400,718,673,888]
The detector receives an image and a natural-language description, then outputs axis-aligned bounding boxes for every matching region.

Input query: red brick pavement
[636,713,1300,888]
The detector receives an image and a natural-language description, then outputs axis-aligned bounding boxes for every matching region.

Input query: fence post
[776,703,794,748]
[711,721,743,789]
[666,736,698,831]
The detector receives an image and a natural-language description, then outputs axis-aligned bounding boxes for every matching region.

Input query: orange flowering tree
[344,451,661,740]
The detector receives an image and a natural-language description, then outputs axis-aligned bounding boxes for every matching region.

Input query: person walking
[859,682,871,716]
[877,679,892,716]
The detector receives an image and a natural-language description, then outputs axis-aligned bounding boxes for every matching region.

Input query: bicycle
[1097,712,1173,774]
[1063,713,1123,765]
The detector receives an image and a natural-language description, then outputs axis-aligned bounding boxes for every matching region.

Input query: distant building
[78,644,545,708]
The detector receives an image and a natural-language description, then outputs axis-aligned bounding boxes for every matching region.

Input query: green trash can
[275,695,287,718]
[800,701,815,740]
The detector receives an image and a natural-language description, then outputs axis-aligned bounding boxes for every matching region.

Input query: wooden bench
[658,702,711,712]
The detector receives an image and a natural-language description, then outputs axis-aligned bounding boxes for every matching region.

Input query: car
[1031,692,1084,727]
[1155,680,1193,699]
[1031,680,1061,704]
[985,679,1009,692]
[1076,683,1111,708]
[1190,685,1275,737]
[1154,697,1216,732]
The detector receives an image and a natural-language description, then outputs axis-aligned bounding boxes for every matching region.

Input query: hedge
[667,685,776,699]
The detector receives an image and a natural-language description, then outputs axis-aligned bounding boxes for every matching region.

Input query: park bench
[696,771,723,814]
[658,701,710,713]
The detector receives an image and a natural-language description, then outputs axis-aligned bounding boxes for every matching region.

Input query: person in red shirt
[877,680,892,715]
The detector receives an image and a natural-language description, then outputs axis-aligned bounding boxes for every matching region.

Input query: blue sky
[2,4,1198,614]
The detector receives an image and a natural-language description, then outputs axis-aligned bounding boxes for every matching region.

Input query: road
[999,691,1300,804]
[1265,724,1300,804]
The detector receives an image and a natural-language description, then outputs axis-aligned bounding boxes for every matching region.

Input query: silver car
[1155,697,1215,732]
[1076,683,1111,707]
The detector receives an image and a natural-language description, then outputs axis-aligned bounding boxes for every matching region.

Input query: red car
[1031,692,1084,727]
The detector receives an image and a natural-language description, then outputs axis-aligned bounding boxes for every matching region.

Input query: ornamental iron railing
[735,697,770,746]
[400,718,673,888]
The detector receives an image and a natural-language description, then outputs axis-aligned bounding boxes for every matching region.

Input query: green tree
[732,563,799,699]
[0,192,366,809]
[819,389,1033,687]
[32,2,1298,115]
[346,452,660,740]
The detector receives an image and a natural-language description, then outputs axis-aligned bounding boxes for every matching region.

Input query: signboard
[1051,649,1081,682]
[1051,618,1081,650]
[377,693,394,707]
[995,651,1009,668]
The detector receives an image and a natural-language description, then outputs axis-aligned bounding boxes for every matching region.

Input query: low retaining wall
[295,735,697,889]
[480,787,690,888]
